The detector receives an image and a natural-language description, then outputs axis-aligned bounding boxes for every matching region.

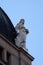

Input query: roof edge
[19,47,34,61]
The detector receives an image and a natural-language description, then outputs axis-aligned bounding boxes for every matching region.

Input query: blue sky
[0,0,43,65]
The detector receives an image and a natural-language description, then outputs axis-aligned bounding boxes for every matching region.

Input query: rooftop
[0,7,17,44]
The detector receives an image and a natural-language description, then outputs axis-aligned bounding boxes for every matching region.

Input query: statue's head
[19,19,25,24]
[21,27,29,34]
[25,29,29,34]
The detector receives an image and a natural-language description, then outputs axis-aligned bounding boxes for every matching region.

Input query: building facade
[0,7,34,65]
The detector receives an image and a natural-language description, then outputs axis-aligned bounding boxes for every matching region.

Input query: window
[0,63,3,65]
[0,46,11,65]
[7,52,10,65]
[0,46,3,59]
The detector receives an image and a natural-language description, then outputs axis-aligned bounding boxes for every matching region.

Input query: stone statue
[15,19,29,49]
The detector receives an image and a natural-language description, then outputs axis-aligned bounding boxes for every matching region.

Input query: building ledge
[0,34,34,61]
